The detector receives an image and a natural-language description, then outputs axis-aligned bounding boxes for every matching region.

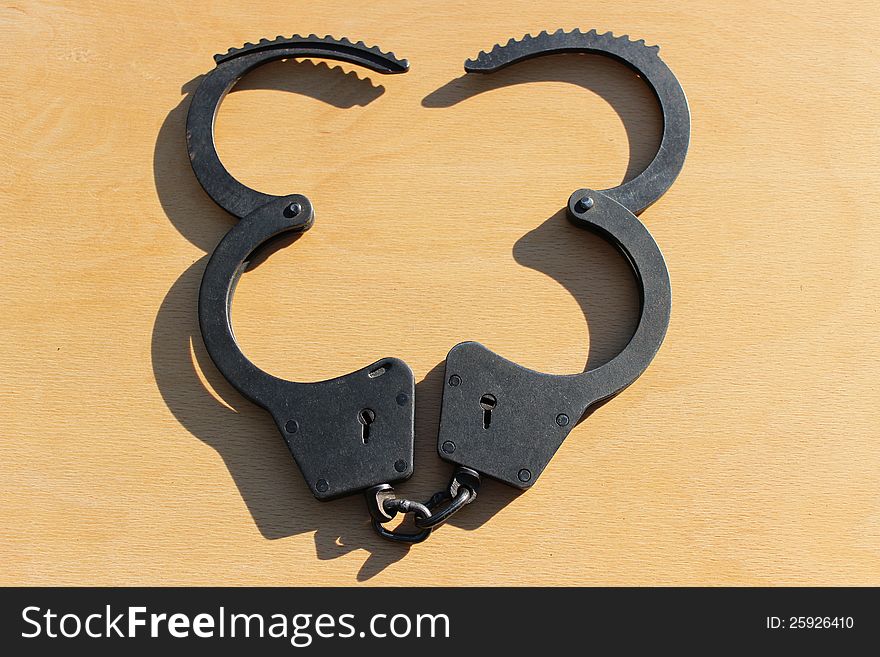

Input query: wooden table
[2,0,878,585]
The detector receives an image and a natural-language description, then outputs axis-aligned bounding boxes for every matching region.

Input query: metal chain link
[416,486,473,529]
[365,467,480,543]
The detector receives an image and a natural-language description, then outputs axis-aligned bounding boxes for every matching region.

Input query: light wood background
[2,0,879,585]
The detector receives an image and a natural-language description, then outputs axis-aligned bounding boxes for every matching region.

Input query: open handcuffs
[187,29,690,543]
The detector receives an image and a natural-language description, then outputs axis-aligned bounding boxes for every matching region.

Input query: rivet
[575,196,594,212]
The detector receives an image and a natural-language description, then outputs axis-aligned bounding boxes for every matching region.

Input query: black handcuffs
[185,30,690,543]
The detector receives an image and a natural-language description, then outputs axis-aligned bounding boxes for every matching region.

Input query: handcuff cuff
[185,30,690,543]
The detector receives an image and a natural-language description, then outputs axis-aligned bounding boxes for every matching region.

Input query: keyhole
[480,394,497,429]
[358,408,376,444]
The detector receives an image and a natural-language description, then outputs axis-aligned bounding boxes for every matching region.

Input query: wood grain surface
[2,0,879,585]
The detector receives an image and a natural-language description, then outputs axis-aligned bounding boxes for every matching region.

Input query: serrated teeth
[466,27,662,70]
[213,34,407,68]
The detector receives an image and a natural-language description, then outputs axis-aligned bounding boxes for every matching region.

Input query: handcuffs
[185,30,690,543]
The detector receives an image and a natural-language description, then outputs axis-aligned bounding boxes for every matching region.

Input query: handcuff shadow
[422,51,660,193]
[151,60,417,581]
[437,211,643,533]
[422,52,660,531]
